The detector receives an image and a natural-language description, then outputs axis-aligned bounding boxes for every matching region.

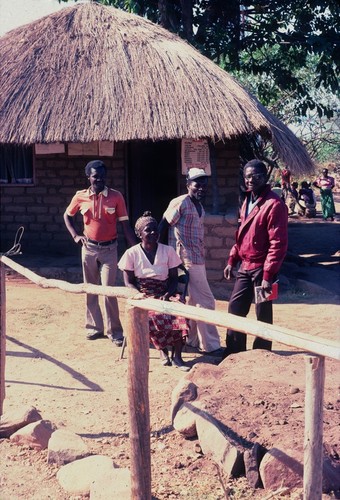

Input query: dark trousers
[225,266,273,355]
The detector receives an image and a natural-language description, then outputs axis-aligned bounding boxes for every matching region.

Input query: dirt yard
[0,201,339,499]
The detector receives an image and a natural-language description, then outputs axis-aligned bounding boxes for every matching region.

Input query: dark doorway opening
[127,140,179,225]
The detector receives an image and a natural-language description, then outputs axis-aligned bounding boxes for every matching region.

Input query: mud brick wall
[0,140,240,279]
[204,213,238,282]
[0,143,126,256]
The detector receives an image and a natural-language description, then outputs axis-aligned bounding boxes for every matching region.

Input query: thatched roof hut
[0,2,313,173]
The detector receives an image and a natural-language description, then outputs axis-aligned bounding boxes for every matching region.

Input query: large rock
[0,406,42,438]
[322,454,340,494]
[244,442,266,488]
[57,455,117,495]
[173,401,206,438]
[170,378,198,423]
[47,429,90,465]
[90,468,131,499]
[196,411,244,478]
[259,447,303,490]
[10,419,55,450]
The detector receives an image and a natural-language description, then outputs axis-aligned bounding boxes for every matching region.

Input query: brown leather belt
[87,238,117,247]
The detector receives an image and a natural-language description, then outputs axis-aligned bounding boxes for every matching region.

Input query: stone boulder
[57,455,117,496]
[170,377,198,424]
[47,428,90,465]
[0,406,42,438]
[196,411,244,478]
[10,419,56,450]
[173,401,206,438]
[259,447,303,490]
[90,468,131,499]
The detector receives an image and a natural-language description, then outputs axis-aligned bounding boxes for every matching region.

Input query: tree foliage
[60,0,339,162]
[64,0,340,118]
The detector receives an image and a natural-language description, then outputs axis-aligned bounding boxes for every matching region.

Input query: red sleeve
[263,201,288,281]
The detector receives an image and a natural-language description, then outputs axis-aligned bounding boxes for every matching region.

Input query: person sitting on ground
[271,182,283,200]
[118,212,190,372]
[286,181,299,215]
[291,182,299,201]
[298,181,316,218]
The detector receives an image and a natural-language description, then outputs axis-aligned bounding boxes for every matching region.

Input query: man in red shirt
[223,159,288,357]
[64,160,136,345]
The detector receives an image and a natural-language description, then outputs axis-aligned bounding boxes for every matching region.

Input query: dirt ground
[0,197,339,499]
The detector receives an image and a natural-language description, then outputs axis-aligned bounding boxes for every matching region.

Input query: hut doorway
[127,140,179,225]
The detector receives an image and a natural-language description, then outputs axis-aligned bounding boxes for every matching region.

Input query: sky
[0,0,78,36]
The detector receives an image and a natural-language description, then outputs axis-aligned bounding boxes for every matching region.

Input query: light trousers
[81,241,123,339]
[186,263,220,352]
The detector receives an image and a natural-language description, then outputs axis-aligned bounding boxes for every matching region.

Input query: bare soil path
[0,200,339,499]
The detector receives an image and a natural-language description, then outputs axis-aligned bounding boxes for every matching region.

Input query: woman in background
[313,168,336,221]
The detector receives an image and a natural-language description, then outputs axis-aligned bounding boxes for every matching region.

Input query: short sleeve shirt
[65,187,129,241]
[163,194,205,265]
[118,243,182,280]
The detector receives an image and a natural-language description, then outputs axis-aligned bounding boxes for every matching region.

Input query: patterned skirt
[320,189,336,218]
[137,278,189,350]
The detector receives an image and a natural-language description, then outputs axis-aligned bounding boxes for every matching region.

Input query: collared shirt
[66,186,129,241]
[118,243,182,281]
[228,186,288,281]
[163,194,205,265]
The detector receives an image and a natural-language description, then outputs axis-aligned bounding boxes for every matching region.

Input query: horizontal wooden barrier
[2,255,339,360]
[1,255,339,499]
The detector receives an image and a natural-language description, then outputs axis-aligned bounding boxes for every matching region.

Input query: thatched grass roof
[0,2,314,173]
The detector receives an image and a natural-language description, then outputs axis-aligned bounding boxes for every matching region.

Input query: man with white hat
[159,168,222,355]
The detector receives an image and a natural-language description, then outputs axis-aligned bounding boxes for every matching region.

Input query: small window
[0,144,34,185]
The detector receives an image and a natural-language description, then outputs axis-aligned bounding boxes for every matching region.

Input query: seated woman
[118,211,190,371]
[298,181,316,218]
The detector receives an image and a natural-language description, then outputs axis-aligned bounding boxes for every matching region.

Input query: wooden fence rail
[1,255,339,499]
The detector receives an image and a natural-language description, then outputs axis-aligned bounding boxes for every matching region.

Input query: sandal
[161,357,172,366]
[172,359,190,372]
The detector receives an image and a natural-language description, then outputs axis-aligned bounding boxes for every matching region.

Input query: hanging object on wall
[68,141,114,156]
[181,139,211,176]
[35,143,65,154]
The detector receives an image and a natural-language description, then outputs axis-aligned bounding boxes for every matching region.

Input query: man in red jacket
[223,159,288,357]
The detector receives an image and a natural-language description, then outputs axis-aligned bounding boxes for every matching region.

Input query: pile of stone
[171,355,340,496]
[0,406,130,498]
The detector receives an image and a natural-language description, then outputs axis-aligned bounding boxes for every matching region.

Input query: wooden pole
[125,302,151,500]
[0,261,6,415]
[303,355,325,500]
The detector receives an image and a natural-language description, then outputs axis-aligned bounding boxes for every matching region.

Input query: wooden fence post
[125,302,151,500]
[0,261,6,415]
[304,355,325,500]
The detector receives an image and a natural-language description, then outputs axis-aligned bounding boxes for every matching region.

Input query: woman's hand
[159,292,171,301]
[132,292,146,300]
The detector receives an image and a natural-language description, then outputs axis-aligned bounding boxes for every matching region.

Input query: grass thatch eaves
[0,2,314,173]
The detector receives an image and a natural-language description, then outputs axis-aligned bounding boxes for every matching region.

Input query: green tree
[60,0,339,118]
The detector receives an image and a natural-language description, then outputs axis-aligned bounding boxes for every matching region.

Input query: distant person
[64,160,136,345]
[158,168,222,355]
[271,182,283,200]
[223,159,288,357]
[280,167,291,190]
[291,181,299,201]
[286,181,299,215]
[118,212,190,371]
[298,181,317,218]
[313,168,336,221]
